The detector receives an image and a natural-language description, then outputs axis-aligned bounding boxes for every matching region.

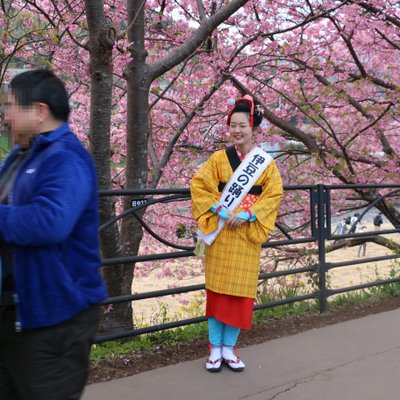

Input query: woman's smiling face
[229,112,253,148]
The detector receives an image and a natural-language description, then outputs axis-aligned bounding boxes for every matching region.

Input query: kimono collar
[235,145,255,161]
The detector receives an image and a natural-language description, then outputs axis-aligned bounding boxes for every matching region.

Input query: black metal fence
[95,184,400,343]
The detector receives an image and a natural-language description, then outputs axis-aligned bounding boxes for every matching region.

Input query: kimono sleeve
[190,153,221,235]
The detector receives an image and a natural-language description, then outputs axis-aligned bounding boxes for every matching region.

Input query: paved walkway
[83,309,400,400]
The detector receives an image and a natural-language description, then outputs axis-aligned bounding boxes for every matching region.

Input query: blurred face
[229,112,254,148]
[2,93,40,148]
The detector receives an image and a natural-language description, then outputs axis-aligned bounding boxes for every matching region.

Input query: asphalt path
[83,308,400,400]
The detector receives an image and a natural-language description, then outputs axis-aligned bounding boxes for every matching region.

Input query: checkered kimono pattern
[191,149,283,298]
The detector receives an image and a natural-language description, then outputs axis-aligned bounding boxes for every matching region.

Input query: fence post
[317,184,328,313]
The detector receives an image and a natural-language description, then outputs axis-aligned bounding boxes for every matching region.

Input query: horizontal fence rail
[95,184,400,343]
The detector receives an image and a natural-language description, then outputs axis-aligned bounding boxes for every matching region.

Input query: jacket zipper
[2,149,34,333]
[9,175,21,332]
[10,190,21,332]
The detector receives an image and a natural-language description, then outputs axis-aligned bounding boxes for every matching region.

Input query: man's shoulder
[33,133,96,182]
[36,134,86,160]
[48,129,91,159]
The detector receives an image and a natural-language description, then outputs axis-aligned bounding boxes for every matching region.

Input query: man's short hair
[10,69,70,121]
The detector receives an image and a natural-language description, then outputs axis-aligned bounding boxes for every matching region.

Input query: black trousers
[0,304,101,400]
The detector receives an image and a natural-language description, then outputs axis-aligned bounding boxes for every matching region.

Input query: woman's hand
[226,210,255,229]
[226,215,246,229]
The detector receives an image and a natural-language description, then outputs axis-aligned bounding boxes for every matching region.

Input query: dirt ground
[88,294,400,385]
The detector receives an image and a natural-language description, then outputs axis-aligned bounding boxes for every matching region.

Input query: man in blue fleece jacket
[0,69,107,399]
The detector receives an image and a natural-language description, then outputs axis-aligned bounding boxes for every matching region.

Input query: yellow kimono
[191,148,283,299]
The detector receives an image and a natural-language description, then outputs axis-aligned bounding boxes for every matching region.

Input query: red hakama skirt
[205,289,255,330]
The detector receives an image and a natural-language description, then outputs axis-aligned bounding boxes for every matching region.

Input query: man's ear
[36,102,51,124]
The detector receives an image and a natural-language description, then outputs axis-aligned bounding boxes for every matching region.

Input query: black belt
[218,182,262,195]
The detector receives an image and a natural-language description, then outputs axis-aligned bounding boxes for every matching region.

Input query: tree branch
[149,0,250,80]
[148,74,228,187]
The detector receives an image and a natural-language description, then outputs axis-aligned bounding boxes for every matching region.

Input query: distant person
[0,69,107,399]
[350,213,361,233]
[373,213,383,231]
[357,225,368,257]
[333,217,348,238]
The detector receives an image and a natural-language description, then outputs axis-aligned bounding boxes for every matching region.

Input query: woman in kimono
[190,95,283,372]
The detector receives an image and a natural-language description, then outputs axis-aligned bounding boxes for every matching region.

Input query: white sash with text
[198,146,273,245]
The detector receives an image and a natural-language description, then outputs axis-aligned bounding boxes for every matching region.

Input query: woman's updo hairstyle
[227,95,263,128]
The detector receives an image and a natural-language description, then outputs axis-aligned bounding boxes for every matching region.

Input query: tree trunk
[85,1,130,331]
[121,1,151,272]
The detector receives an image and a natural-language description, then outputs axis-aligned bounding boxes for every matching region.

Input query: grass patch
[91,321,208,364]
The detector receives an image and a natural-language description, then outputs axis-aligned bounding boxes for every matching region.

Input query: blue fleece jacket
[0,122,107,329]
